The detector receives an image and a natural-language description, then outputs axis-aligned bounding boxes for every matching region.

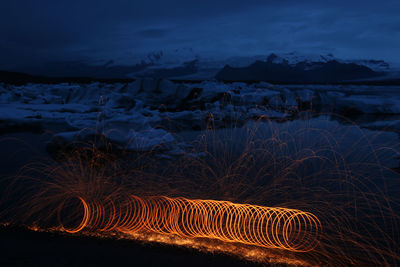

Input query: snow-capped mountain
[5,49,398,82]
[139,48,200,69]
[129,50,395,80]
[266,52,391,72]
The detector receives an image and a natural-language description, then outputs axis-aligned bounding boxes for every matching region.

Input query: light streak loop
[58,195,321,252]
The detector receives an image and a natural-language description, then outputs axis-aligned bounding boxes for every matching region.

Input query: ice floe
[1,79,400,154]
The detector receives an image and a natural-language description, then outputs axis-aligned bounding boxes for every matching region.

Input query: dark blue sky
[1,0,400,71]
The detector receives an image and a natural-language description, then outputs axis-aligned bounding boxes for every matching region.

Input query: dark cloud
[0,0,399,72]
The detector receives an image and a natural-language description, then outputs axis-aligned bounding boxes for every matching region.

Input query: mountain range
[2,51,400,84]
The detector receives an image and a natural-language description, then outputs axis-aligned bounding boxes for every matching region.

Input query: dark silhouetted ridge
[216,59,385,83]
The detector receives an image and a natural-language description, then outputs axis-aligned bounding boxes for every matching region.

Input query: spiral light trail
[58,195,321,252]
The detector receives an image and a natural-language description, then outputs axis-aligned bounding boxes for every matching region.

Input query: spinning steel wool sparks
[58,195,321,252]
[3,115,399,266]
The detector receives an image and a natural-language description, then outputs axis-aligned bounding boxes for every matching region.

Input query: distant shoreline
[1,70,400,86]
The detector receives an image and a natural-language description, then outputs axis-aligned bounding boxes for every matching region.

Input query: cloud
[1,0,399,71]
[136,28,169,38]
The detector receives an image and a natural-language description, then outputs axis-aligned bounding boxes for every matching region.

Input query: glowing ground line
[58,196,321,252]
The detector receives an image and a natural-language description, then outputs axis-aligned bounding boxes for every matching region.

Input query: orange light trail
[59,195,321,252]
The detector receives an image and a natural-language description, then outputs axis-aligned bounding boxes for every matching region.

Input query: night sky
[1,0,400,72]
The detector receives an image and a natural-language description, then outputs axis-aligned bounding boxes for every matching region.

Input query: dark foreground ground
[0,225,269,267]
